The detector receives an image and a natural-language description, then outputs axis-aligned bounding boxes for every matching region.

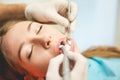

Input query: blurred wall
[0,0,119,52]
[115,0,120,47]
[73,0,119,51]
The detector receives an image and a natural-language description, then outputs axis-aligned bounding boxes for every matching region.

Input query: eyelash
[36,25,43,34]
[28,25,42,59]
[28,45,33,59]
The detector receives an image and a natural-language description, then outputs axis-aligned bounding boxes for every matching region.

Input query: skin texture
[2,21,80,78]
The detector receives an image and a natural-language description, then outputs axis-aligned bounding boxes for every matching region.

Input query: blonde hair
[82,46,120,58]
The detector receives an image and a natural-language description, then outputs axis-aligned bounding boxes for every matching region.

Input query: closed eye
[28,45,33,59]
[36,25,43,34]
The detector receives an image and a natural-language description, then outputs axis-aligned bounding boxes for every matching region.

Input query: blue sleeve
[88,57,120,80]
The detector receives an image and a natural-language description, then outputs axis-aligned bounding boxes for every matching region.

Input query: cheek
[30,49,55,76]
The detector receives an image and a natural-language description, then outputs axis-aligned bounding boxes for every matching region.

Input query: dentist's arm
[25,0,78,30]
[0,0,77,31]
[46,52,88,80]
[0,4,26,22]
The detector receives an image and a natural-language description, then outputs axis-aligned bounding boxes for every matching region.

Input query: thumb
[69,2,78,22]
[46,54,64,80]
[70,19,76,33]
[46,54,64,75]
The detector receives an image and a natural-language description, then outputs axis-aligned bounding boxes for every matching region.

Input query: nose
[33,35,52,49]
[43,36,51,49]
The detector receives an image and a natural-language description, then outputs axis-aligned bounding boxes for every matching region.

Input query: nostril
[45,41,51,49]
[47,41,50,46]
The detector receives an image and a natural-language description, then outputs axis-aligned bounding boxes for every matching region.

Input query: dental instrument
[59,44,71,80]
[59,0,72,80]
[66,0,71,42]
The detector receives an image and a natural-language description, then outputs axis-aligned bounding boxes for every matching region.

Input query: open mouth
[55,38,74,54]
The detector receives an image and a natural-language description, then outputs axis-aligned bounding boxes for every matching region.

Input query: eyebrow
[36,25,43,34]
[27,22,33,32]
[18,22,33,61]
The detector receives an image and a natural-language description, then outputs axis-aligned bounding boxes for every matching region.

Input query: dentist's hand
[25,0,77,31]
[46,52,88,80]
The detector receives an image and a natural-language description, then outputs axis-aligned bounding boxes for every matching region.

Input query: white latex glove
[25,0,78,30]
[46,52,88,80]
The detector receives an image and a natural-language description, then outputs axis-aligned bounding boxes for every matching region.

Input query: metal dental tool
[60,45,71,80]
[59,0,72,80]
[66,0,71,42]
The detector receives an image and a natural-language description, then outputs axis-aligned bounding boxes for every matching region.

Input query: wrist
[0,4,26,20]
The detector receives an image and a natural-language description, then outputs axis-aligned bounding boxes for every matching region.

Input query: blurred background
[0,0,120,52]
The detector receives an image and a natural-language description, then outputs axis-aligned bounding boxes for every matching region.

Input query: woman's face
[2,21,79,77]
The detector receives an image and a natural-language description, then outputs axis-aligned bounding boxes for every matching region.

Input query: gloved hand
[25,0,78,31]
[46,51,88,80]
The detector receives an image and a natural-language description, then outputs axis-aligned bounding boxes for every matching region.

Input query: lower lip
[55,38,75,54]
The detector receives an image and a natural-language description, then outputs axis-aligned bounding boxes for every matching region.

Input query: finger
[69,2,78,22]
[47,54,64,73]
[70,19,76,32]
[67,52,88,74]
[67,51,86,62]
[46,54,64,79]
[48,10,69,28]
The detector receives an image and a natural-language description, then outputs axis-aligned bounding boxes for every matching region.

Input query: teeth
[59,45,64,49]
[65,44,71,50]
[59,40,71,51]
[59,44,71,51]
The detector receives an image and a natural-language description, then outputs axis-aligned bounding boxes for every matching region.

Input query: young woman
[0,20,87,80]
[0,20,120,80]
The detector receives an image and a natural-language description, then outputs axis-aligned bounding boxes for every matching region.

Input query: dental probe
[60,0,72,80]
[59,45,71,80]
[65,0,71,42]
